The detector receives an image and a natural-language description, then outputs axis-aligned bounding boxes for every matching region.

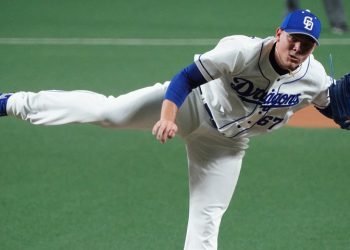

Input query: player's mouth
[288,54,300,64]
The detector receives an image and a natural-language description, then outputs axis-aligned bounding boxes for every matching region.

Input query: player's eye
[287,34,297,43]
[300,43,314,54]
[287,34,315,54]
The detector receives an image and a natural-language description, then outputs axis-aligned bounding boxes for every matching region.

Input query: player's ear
[275,28,283,42]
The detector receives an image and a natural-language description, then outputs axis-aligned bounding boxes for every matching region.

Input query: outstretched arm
[152,62,207,143]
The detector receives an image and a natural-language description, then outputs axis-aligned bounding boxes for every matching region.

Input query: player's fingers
[167,126,178,139]
[153,121,167,143]
[168,130,175,139]
[157,125,166,142]
[164,124,178,142]
[152,120,178,143]
[152,121,166,141]
[160,126,172,143]
[152,121,161,136]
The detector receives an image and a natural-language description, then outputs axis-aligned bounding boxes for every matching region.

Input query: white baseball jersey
[195,35,330,138]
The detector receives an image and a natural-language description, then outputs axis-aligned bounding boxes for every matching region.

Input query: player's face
[275,28,316,71]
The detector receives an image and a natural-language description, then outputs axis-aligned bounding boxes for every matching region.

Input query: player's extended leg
[183,128,247,250]
[5,82,167,129]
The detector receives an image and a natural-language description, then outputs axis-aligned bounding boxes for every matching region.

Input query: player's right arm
[152,63,207,143]
[153,36,247,143]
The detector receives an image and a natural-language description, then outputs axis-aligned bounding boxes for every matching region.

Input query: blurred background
[0,1,349,249]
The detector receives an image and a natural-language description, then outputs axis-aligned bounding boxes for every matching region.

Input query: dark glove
[329,73,350,129]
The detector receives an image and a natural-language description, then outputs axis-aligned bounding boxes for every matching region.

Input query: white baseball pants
[6,82,248,250]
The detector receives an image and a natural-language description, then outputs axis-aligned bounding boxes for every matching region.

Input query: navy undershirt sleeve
[164,62,207,107]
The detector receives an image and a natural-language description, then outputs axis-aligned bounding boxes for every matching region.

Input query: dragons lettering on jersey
[230,77,301,108]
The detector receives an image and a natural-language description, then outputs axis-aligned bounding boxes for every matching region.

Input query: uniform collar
[269,43,290,75]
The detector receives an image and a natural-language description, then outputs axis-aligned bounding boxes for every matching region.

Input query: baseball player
[1,9,349,250]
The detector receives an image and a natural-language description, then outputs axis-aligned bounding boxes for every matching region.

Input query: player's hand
[152,119,178,144]
[152,99,179,143]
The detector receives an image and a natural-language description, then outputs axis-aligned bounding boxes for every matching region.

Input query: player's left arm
[316,73,350,129]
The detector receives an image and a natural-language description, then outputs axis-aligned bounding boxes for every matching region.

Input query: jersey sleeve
[194,36,250,81]
[164,63,207,107]
[312,75,332,109]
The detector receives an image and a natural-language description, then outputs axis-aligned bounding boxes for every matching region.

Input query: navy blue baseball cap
[280,9,322,45]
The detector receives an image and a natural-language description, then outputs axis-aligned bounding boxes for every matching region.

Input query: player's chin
[289,57,303,68]
[284,61,300,71]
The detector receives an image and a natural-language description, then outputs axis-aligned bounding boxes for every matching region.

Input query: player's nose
[292,41,301,52]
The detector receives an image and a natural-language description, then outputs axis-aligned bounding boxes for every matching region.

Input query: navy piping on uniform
[229,112,271,138]
[276,56,310,92]
[198,55,215,80]
[218,42,273,131]
[229,57,311,138]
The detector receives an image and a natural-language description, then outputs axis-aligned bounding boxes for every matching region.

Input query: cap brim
[284,29,319,45]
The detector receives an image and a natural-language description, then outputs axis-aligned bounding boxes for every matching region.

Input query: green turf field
[1,1,350,249]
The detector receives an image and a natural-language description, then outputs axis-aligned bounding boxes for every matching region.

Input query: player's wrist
[160,99,178,122]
